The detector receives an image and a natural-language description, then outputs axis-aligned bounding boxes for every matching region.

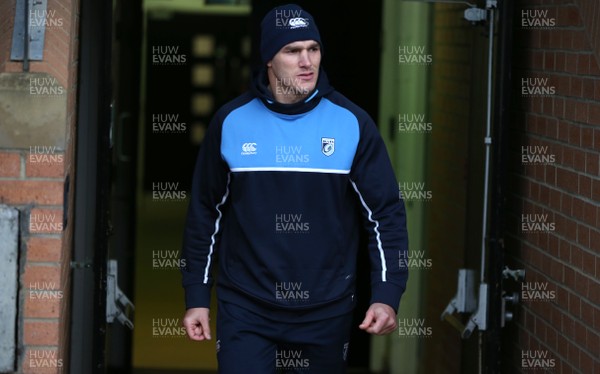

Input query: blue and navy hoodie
[181,67,409,322]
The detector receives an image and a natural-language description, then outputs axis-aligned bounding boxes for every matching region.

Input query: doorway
[104,0,385,372]
[131,2,251,372]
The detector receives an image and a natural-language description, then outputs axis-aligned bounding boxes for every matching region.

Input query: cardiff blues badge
[321,137,335,156]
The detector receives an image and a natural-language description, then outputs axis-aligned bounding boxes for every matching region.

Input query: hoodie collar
[251,66,334,115]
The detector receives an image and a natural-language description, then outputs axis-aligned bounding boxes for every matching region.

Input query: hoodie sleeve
[349,116,409,313]
[181,112,231,310]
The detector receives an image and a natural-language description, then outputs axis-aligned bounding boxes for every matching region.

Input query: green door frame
[374,1,431,373]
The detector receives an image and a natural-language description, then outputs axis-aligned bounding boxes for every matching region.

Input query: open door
[71,0,141,372]
[70,0,114,372]
[106,0,143,371]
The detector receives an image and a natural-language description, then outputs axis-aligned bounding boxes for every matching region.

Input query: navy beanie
[260,4,322,64]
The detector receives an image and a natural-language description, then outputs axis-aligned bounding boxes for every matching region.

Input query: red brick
[26,151,65,178]
[582,78,594,100]
[581,127,594,148]
[552,306,562,331]
[595,80,600,100]
[571,246,583,270]
[545,165,557,186]
[558,120,569,139]
[592,179,600,201]
[561,29,573,50]
[577,225,590,248]
[591,229,600,252]
[581,249,595,276]
[550,259,563,281]
[556,75,570,97]
[564,99,577,122]
[29,208,63,234]
[570,77,582,97]
[589,279,600,305]
[573,323,586,355]
[563,265,575,289]
[0,181,63,205]
[544,51,555,70]
[0,151,21,177]
[577,54,591,75]
[531,50,544,70]
[565,53,578,73]
[581,298,595,324]
[549,30,562,52]
[24,295,61,319]
[23,320,59,345]
[530,181,541,200]
[540,29,551,49]
[542,97,554,117]
[555,52,566,72]
[575,101,588,123]
[556,168,578,193]
[22,347,62,374]
[590,56,600,76]
[547,232,558,256]
[574,271,590,298]
[573,149,586,171]
[560,5,580,27]
[539,185,550,206]
[582,198,596,224]
[562,146,573,167]
[586,329,599,356]
[27,237,63,262]
[571,197,585,220]
[23,265,61,289]
[572,31,585,50]
[580,350,594,374]
[546,117,559,137]
[560,193,572,215]
[579,175,592,199]
[589,104,600,126]
[567,340,580,367]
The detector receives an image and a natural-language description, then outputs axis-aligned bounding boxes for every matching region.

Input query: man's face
[267,40,321,102]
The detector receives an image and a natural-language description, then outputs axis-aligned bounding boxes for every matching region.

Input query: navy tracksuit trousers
[216,301,354,373]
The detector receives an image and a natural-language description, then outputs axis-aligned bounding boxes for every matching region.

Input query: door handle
[106,259,135,329]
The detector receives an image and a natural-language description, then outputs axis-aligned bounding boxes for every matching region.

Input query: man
[181,4,408,372]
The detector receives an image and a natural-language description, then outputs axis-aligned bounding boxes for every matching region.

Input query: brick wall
[504,0,600,373]
[0,0,80,372]
[0,0,15,73]
[573,0,600,65]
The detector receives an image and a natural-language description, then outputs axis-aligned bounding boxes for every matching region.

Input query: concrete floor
[132,194,218,370]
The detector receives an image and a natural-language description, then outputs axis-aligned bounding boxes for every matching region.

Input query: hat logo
[289,17,309,29]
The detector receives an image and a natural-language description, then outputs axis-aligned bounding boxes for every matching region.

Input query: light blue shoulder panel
[221,98,360,174]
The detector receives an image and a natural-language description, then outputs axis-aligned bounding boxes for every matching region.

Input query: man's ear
[267,60,272,68]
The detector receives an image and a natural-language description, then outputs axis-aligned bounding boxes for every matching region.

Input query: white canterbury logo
[241,142,257,155]
[289,18,309,29]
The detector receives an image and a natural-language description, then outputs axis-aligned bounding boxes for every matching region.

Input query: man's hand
[359,303,397,335]
[183,307,211,341]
